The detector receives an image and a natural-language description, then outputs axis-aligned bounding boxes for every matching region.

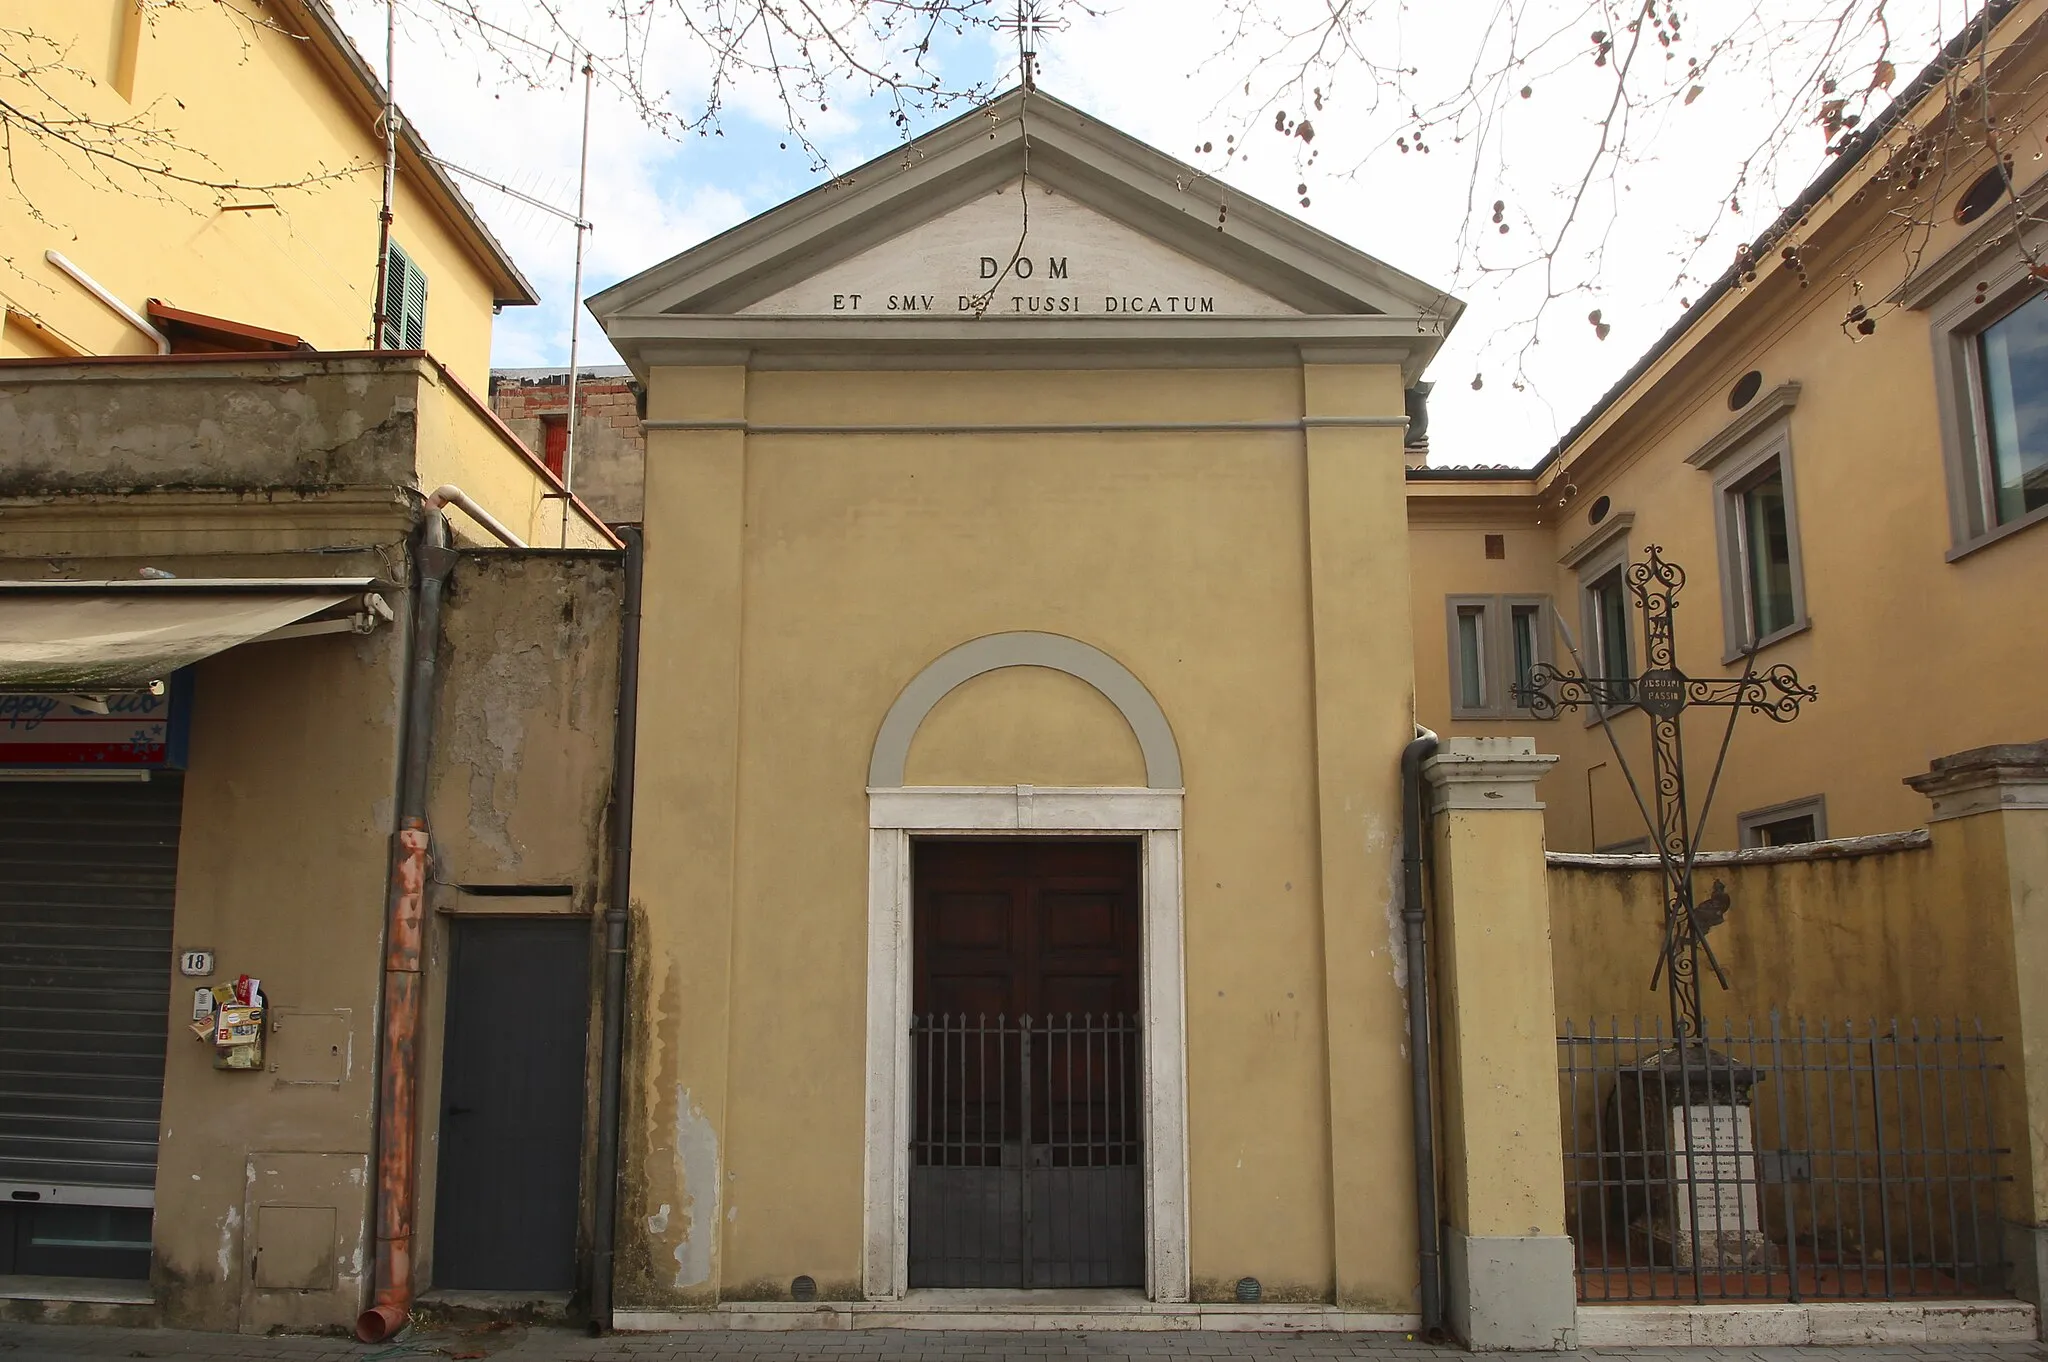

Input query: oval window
[1587,495,1611,526]
[1728,369,1764,410]
[1956,167,2007,225]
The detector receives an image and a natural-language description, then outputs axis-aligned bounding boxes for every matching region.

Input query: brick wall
[489,372,645,525]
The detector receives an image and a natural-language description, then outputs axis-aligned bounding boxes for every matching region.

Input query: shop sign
[0,681,188,767]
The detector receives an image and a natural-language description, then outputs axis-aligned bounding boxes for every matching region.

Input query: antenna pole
[560,48,595,547]
[371,0,399,348]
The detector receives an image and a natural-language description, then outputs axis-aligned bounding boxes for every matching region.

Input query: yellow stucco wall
[1548,820,2041,1227]
[622,360,1424,1310]
[1433,803,1567,1240]
[0,0,509,388]
[414,365,614,549]
[904,667,1147,787]
[1407,31,2048,853]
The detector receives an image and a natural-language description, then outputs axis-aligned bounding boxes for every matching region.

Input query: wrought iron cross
[998,0,1069,89]
[1514,545,1817,1038]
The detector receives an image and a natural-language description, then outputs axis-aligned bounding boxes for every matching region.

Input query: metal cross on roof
[998,0,1069,89]
[1514,544,1818,1038]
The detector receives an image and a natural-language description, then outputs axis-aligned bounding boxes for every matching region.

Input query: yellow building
[0,0,527,395]
[1410,0,2048,854]
[0,0,611,1338]
[582,86,1593,1343]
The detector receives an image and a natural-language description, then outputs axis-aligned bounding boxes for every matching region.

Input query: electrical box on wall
[190,975,267,1071]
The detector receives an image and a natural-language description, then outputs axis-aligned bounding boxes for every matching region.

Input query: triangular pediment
[737,181,1300,318]
[590,88,1461,368]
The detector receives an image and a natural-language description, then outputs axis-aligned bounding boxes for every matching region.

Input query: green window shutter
[381,242,409,349]
[382,242,428,350]
[402,258,427,350]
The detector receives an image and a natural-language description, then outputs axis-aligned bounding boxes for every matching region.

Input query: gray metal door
[0,774,183,1279]
[433,917,590,1291]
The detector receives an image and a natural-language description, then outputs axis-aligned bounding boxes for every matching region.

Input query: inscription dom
[819,253,1219,316]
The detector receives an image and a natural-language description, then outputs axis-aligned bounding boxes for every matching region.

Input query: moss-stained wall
[415,549,624,1294]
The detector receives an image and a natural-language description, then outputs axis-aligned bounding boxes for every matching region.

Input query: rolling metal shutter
[0,776,183,1201]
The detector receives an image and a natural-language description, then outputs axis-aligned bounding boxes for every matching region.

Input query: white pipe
[45,251,169,354]
[425,484,526,548]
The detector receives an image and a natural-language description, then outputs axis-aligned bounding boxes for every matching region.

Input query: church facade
[587,89,1495,1322]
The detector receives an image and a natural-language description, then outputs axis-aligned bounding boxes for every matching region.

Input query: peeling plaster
[647,1203,670,1235]
[1368,809,1415,1057]
[672,1087,720,1289]
[216,1205,240,1281]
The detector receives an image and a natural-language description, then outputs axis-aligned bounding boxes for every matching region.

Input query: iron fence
[909,1011,1143,1289]
[1558,1016,2011,1303]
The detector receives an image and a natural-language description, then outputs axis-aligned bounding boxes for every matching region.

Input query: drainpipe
[1401,725,1444,1338]
[44,251,170,354]
[588,526,642,1333]
[358,510,457,1344]
[425,485,526,549]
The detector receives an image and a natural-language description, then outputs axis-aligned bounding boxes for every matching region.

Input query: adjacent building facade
[0,0,615,1337]
[1410,0,2048,852]
[490,367,647,526]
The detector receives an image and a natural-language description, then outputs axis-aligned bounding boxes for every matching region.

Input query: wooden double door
[908,839,1144,1288]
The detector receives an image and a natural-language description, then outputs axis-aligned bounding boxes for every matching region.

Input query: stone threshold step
[0,1275,151,1305]
[616,1293,1420,1334]
[1577,1299,2038,1347]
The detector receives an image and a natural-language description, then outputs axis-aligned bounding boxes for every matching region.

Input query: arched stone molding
[867,631,1183,790]
[860,632,1190,1304]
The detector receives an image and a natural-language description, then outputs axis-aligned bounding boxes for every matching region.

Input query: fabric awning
[0,579,384,692]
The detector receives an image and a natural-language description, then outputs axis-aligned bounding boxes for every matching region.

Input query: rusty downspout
[358,509,456,1344]
[588,525,642,1332]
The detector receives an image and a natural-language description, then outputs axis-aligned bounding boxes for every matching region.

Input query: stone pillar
[1906,741,2048,1335]
[1423,737,1574,1351]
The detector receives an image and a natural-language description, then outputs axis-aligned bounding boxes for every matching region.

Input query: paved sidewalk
[0,1323,2044,1362]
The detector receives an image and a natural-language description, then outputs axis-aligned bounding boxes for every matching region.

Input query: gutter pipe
[44,251,170,354]
[1401,725,1443,1337]
[588,525,643,1333]
[358,511,457,1344]
[426,484,526,549]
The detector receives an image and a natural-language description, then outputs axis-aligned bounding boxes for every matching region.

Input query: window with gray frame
[1689,385,1810,658]
[1561,515,1633,722]
[1972,290,2048,526]
[1918,222,2048,554]
[1445,595,1554,719]
[1585,565,1631,711]
[1737,795,1827,848]
[1733,461,1798,640]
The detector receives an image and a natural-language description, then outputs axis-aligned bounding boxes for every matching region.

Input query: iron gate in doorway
[909,1011,1143,1288]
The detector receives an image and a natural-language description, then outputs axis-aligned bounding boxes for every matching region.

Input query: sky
[333,0,1964,467]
